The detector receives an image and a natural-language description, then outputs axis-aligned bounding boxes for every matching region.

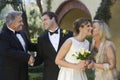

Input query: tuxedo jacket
[0,25,36,80]
[35,28,73,80]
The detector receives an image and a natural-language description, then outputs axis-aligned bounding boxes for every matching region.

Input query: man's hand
[28,55,35,66]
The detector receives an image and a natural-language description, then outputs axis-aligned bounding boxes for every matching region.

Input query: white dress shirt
[16,34,26,51]
[48,28,60,52]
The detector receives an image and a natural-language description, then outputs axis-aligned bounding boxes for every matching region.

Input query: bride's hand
[75,61,86,70]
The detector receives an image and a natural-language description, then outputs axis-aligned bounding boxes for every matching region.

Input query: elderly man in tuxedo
[34,11,73,80]
[0,11,36,80]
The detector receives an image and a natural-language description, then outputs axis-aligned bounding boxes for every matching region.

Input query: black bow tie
[49,29,58,35]
[15,31,20,34]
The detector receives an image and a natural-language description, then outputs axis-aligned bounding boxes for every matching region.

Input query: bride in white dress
[55,18,92,80]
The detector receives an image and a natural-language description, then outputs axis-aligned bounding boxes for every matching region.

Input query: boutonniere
[62,29,68,37]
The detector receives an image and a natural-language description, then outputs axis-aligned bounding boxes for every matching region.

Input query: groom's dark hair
[42,11,58,24]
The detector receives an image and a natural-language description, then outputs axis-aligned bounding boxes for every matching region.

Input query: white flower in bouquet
[73,48,92,60]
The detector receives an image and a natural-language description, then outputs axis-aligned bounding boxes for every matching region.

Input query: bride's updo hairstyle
[73,18,91,35]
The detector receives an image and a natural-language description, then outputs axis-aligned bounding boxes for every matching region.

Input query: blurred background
[0,0,120,80]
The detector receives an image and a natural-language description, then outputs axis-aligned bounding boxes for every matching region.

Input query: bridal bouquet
[73,48,92,60]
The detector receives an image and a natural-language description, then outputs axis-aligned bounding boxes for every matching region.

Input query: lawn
[29,72,43,80]
[29,69,95,80]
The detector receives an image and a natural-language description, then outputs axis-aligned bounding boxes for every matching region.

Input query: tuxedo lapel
[4,27,25,51]
[57,29,64,52]
[44,31,57,53]
[43,29,66,53]
[12,33,25,51]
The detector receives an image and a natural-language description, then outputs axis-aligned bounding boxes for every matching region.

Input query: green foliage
[28,67,95,80]
[73,48,93,60]
[46,0,51,11]
[29,72,43,80]
[74,51,93,60]
[26,3,44,38]
[0,1,6,13]
[28,64,44,80]
[0,19,5,31]
[94,0,115,24]
[86,36,92,43]
[29,64,44,73]
[0,0,22,12]
[86,69,95,80]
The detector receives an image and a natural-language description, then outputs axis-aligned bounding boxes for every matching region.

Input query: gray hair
[92,20,111,40]
[6,11,23,25]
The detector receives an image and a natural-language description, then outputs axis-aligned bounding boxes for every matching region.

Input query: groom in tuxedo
[34,11,73,80]
[0,11,36,80]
